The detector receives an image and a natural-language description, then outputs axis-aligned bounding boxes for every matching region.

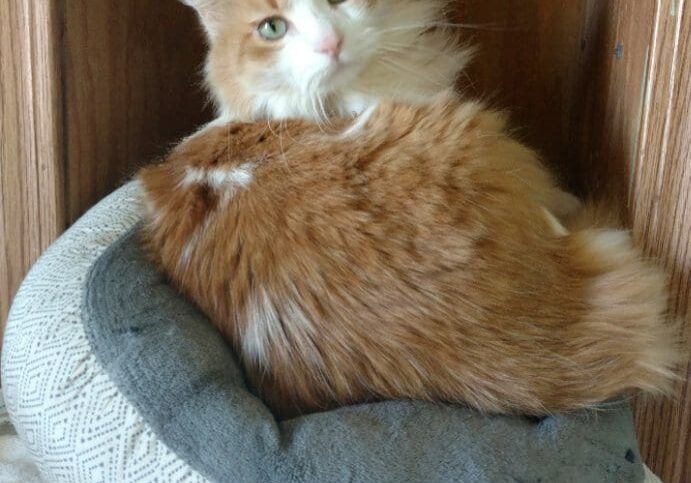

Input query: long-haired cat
[138,0,682,419]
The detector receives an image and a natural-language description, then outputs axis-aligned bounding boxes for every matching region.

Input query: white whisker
[316,95,330,126]
[376,22,522,34]
[378,57,448,89]
[380,43,451,57]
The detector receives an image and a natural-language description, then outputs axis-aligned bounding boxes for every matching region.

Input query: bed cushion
[2,182,646,482]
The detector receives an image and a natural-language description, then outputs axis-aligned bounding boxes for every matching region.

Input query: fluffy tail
[563,197,624,231]
[564,226,683,401]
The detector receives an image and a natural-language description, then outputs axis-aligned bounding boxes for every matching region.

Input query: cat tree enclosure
[0,1,688,480]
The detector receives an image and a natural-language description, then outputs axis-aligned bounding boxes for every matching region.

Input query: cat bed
[2,182,647,482]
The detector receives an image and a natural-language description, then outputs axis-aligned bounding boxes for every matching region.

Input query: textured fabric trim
[1,183,208,483]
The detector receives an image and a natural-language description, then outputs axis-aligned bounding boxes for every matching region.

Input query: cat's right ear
[180,0,228,40]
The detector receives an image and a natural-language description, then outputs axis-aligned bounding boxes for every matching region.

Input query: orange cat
[139,96,680,419]
[138,0,682,419]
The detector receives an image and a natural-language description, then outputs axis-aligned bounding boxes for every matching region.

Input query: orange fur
[138,95,682,419]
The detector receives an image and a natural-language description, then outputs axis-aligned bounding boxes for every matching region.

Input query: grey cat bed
[3,182,645,482]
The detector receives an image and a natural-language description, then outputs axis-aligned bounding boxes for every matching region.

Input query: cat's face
[183,0,469,121]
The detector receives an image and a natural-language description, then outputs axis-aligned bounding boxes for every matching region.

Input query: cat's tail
[563,197,623,231]
[563,226,684,401]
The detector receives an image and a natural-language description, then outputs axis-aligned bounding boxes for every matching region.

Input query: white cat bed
[2,182,647,483]
[2,183,206,482]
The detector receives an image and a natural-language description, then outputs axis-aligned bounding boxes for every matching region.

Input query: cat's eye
[258,17,289,41]
[328,0,348,4]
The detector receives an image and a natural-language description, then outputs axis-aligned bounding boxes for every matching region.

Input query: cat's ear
[180,0,229,39]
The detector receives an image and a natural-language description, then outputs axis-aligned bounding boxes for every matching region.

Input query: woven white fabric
[1,183,208,483]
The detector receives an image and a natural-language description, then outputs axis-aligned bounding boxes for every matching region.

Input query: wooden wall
[62,0,211,224]
[1,1,689,480]
[0,0,211,337]
[0,0,65,342]
[629,3,691,481]
[455,0,652,206]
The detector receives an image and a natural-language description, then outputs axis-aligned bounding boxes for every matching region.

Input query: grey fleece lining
[83,227,644,483]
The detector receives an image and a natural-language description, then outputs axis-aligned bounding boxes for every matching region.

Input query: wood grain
[631,2,691,481]
[62,0,212,223]
[454,0,655,205]
[0,0,64,339]
[455,0,602,187]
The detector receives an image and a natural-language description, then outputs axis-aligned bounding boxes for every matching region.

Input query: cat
[138,0,682,419]
[181,0,472,122]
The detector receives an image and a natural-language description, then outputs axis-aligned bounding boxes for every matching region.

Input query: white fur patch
[182,164,255,191]
[589,229,634,263]
[541,208,569,237]
[141,197,165,229]
[590,230,631,251]
[181,167,206,186]
[241,290,319,369]
[242,290,288,367]
[178,216,213,271]
[207,165,254,190]
[176,163,255,269]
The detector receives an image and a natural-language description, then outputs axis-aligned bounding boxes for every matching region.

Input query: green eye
[258,17,289,41]
[328,0,347,4]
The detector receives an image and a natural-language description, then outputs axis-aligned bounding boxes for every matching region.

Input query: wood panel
[455,0,601,189]
[1,0,211,333]
[62,0,212,223]
[631,2,691,481]
[0,0,64,340]
[454,0,655,206]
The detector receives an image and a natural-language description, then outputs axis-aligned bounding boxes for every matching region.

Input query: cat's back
[138,96,681,419]
[139,96,561,345]
[139,97,537,280]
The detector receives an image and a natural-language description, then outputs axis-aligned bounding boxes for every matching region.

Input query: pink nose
[315,33,343,60]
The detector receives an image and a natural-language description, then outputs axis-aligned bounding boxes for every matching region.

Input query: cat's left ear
[180,0,229,39]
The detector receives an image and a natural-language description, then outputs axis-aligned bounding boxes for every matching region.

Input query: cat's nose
[315,32,343,60]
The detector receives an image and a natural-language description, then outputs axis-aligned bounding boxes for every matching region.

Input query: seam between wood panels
[628,44,651,208]
[650,0,686,237]
[58,0,70,231]
[27,0,43,257]
[633,0,663,224]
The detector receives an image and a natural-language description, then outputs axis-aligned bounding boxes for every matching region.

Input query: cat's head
[182,0,470,121]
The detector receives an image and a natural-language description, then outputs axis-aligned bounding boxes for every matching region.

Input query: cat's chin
[321,58,367,92]
[323,62,350,85]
